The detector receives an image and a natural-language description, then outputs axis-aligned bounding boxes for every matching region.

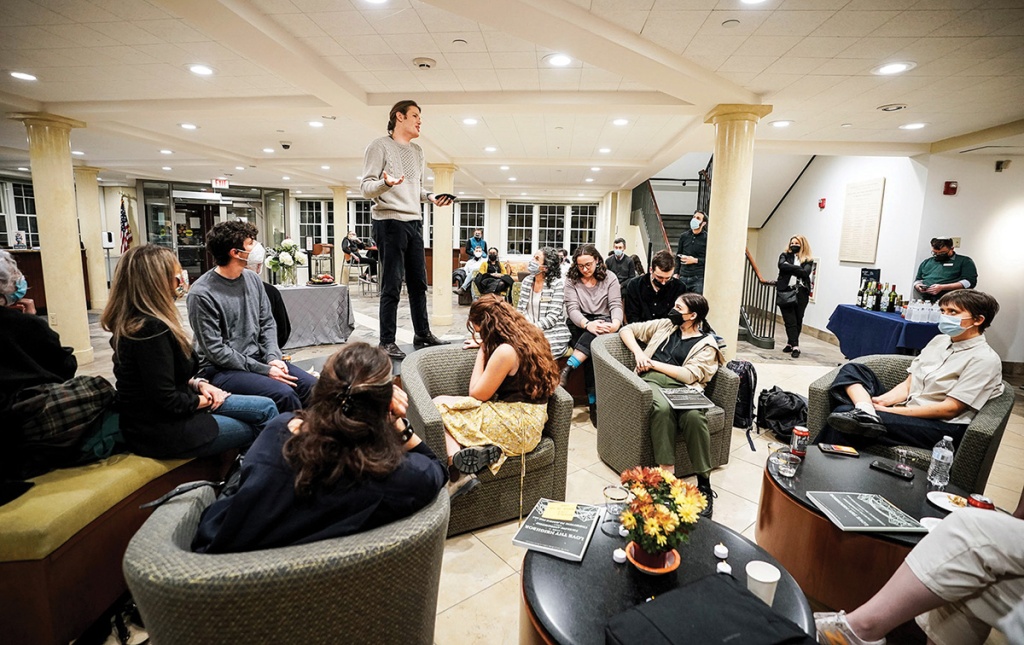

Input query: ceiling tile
[766,56,829,74]
[869,10,962,38]
[249,0,303,15]
[497,69,541,90]
[340,34,394,56]
[387,33,441,54]
[812,11,900,37]
[951,35,1024,58]
[810,58,872,75]
[783,36,860,58]
[356,53,409,72]
[888,37,970,64]
[580,66,624,90]
[35,0,121,23]
[591,10,649,34]
[591,0,655,10]
[292,0,358,12]
[651,0,717,9]
[755,11,835,37]
[365,7,427,35]
[322,55,366,73]
[299,36,350,57]
[134,20,210,43]
[745,72,803,95]
[538,68,582,91]
[700,10,770,36]
[733,35,801,57]
[273,12,329,38]
[845,0,918,10]
[481,30,537,53]
[413,3,483,33]
[90,0,175,21]
[778,0,848,9]
[89,20,164,46]
[432,32,489,53]
[836,36,917,59]
[718,55,777,74]
[371,69,426,92]
[910,57,985,77]
[955,55,1024,77]
[306,11,375,37]
[454,68,502,91]
[928,9,1024,37]
[440,52,494,70]
[490,51,538,69]
[640,11,708,54]
[38,23,121,48]
[0,0,72,26]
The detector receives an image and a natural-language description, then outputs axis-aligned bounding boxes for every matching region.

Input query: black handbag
[776,286,798,307]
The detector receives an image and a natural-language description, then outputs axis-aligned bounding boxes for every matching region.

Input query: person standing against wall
[775,235,814,359]
[361,100,452,360]
[675,211,708,294]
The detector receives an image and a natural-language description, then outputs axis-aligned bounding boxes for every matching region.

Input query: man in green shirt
[913,237,977,302]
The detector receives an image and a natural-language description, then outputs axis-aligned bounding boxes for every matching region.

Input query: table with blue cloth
[826,304,940,359]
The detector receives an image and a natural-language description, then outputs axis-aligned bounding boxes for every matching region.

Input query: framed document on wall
[839,178,886,263]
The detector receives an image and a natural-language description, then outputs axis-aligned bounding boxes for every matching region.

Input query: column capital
[329,184,349,194]
[703,104,773,125]
[8,112,87,130]
[427,162,459,173]
[73,165,103,176]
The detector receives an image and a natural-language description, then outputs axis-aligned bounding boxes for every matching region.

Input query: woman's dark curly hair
[566,244,607,283]
[283,343,402,497]
[539,246,561,288]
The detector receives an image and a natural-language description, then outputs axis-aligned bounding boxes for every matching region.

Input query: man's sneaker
[827,408,886,438]
[447,475,480,502]
[380,342,406,360]
[413,333,450,348]
[452,445,502,474]
[815,611,886,645]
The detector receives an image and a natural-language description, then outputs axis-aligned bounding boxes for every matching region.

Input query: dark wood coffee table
[520,512,813,644]
[756,449,968,611]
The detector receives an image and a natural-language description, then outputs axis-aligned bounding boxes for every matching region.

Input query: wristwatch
[398,417,415,443]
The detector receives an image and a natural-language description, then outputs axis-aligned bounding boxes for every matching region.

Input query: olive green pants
[643,371,712,475]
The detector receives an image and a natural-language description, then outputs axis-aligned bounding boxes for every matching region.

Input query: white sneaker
[814,611,885,645]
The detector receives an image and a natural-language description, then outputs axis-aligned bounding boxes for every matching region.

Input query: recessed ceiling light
[899,122,927,130]
[188,64,214,76]
[585,178,594,182]
[544,53,572,67]
[500,165,510,170]
[591,167,601,172]
[263,148,275,153]
[484,146,497,152]
[321,165,330,170]
[770,120,793,128]
[509,177,517,181]
[841,123,853,128]
[462,118,478,125]
[740,0,768,4]
[295,190,302,194]
[365,0,388,4]
[578,193,584,197]
[598,148,611,153]
[160,149,173,155]
[458,191,465,195]
[162,166,172,171]
[722,19,741,28]
[346,190,352,194]
[612,118,629,126]
[17,167,29,171]
[872,61,916,76]
[97,178,104,181]
[356,175,363,180]
[282,176,290,180]
[236,166,245,170]
[71,150,85,156]
[308,121,324,128]
[180,123,198,130]
[877,103,908,112]
[10,71,36,81]
[427,176,434,181]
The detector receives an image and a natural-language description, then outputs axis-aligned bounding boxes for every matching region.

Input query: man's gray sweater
[360,135,430,221]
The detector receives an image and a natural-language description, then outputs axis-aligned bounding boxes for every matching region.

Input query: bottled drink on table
[927,435,955,487]
[856,280,866,308]
[872,283,883,311]
[886,285,897,313]
[928,302,941,323]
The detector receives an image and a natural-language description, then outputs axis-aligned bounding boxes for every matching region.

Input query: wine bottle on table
[856,280,866,307]
[886,285,897,313]
[864,282,874,309]
[872,283,883,311]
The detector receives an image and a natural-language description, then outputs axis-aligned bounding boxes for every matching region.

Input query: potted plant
[265,238,307,286]
[619,466,707,572]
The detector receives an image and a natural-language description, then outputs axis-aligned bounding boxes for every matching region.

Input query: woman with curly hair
[434,295,560,497]
[516,246,571,358]
[193,342,446,553]
[560,244,624,425]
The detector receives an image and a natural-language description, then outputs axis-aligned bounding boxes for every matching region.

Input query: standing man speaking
[361,100,452,359]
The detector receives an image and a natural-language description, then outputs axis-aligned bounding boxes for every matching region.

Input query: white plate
[926,491,968,513]
[919,517,942,531]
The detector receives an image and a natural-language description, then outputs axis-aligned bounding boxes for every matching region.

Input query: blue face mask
[613,249,624,257]
[8,277,27,304]
[690,218,702,231]
[937,314,969,338]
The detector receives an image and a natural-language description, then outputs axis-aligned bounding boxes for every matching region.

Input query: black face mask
[667,310,685,327]
[488,253,498,261]
[933,253,950,262]
[789,245,801,253]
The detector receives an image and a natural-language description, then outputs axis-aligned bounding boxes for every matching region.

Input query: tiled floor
[81,286,1022,645]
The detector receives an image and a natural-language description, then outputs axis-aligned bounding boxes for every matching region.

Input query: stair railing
[739,248,777,349]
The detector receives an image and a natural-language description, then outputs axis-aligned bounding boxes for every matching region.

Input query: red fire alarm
[943,181,958,195]
[818,198,826,210]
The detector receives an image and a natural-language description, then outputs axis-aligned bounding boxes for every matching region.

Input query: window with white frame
[350,200,373,241]
[297,199,337,250]
[0,184,9,246]
[458,200,486,246]
[505,202,597,256]
[13,182,39,248]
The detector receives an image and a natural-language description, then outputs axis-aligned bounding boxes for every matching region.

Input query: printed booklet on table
[512,499,603,562]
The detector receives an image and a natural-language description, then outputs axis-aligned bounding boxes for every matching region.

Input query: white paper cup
[746,560,781,606]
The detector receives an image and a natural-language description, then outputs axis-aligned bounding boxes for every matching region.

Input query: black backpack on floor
[756,386,808,442]
[725,359,757,430]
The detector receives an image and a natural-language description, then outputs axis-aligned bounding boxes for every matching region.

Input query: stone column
[427,163,458,328]
[73,166,109,311]
[10,112,93,363]
[702,103,772,361]
[329,185,349,284]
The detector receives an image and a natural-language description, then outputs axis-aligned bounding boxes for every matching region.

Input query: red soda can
[967,494,995,510]
[791,426,809,457]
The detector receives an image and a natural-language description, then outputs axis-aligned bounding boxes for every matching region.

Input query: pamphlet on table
[512,499,603,562]
[807,491,927,533]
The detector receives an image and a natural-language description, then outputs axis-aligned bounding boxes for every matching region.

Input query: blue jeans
[207,361,316,412]
[180,394,279,458]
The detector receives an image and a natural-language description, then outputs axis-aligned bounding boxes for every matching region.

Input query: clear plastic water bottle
[927,435,955,487]
[928,303,941,323]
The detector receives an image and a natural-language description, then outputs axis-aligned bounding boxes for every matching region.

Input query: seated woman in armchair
[434,295,560,499]
[818,289,1002,452]
[618,293,724,518]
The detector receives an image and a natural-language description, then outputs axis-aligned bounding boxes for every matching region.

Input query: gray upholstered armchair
[401,345,573,536]
[123,487,449,645]
[591,334,739,475]
[808,354,1015,493]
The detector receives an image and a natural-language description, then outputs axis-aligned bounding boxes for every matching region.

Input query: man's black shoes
[380,342,406,360]
[826,408,886,438]
[413,333,450,348]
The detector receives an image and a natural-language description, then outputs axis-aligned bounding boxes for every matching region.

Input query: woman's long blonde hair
[101,244,192,355]
[787,235,813,264]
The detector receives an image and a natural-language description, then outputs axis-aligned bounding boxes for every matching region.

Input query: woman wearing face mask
[818,289,1003,453]
[619,293,725,518]
[243,241,291,348]
[516,247,571,358]
[455,245,486,296]
[102,245,278,459]
[775,235,814,358]
[473,247,514,301]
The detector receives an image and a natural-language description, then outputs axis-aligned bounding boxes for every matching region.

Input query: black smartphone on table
[870,459,915,480]
[818,444,860,457]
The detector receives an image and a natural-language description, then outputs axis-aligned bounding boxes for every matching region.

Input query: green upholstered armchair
[807,354,1015,493]
[591,334,739,476]
[401,345,573,536]
[123,487,449,645]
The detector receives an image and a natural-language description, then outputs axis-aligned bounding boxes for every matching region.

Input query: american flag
[119,195,132,253]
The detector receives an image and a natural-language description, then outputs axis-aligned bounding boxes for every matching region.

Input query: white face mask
[246,242,266,268]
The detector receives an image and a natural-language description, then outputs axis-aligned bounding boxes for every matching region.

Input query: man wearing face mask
[623,249,686,324]
[472,247,514,301]
[913,237,978,302]
[464,229,487,259]
[675,211,708,294]
[243,241,291,348]
[818,290,1003,452]
[455,245,487,296]
[606,238,636,284]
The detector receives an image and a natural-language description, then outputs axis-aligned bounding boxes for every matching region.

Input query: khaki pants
[642,371,711,474]
[907,508,1024,645]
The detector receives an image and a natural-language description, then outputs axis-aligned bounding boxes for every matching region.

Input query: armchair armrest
[402,347,476,461]
[807,368,839,442]
[705,366,739,432]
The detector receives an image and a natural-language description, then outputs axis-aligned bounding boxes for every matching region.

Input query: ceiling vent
[413,57,436,70]
[876,103,908,112]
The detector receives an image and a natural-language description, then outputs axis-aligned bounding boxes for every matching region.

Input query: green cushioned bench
[0,452,231,645]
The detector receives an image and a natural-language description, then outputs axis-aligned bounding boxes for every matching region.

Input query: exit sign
[212,178,230,189]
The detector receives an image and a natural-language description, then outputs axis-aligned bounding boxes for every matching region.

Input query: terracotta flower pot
[630,543,669,569]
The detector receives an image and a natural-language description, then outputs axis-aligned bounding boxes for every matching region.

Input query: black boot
[696,474,716,519]
[558,365,572,388]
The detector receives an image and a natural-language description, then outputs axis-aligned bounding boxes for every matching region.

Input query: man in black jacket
[606,237,636,284]
[623,250,686,323]
[676,211,708,294]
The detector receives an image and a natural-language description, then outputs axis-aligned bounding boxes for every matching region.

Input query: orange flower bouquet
[619,467,707,568]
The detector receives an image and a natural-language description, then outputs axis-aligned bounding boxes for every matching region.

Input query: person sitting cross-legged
[187,220,317,413]
[817,289,1003,452]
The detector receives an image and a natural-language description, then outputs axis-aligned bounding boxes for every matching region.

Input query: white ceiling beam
[368,91,691,110]
[45,96,328,117]
[757,139,931,157]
